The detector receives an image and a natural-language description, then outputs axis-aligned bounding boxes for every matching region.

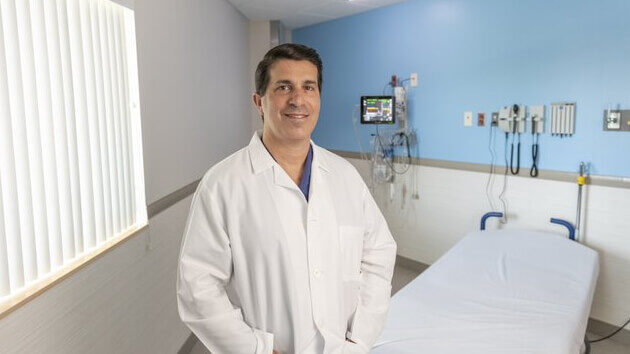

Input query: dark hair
[255,43,323,96]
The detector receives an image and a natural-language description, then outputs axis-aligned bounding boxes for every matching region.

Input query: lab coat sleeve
[177,184,274,354]
[345,186,397,353]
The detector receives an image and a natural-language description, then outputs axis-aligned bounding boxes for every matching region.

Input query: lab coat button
[313,268,322,277]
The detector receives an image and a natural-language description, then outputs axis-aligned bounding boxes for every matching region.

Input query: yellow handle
[577,176,587,186]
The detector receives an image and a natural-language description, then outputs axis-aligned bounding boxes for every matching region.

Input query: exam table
[373,213,599,354]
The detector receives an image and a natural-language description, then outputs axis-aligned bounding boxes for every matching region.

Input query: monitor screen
[361,96,395,124]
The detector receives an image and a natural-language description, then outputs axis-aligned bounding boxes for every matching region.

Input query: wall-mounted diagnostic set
[490,102,575,178]
[550,102,576,137]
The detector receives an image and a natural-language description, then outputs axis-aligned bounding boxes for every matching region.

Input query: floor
[189,261,630,354]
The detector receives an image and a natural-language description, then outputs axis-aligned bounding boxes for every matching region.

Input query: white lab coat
[177,132,397,354]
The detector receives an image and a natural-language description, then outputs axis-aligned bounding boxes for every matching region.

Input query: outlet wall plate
[491,112,499,126]
[478,112,485,126]
[464,111,473,127]
[410,73,418,87]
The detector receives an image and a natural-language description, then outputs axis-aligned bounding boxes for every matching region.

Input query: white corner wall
[346,157,630,330]
[0,0,250,353]
[138,0,251,205]
[249,20,270,133]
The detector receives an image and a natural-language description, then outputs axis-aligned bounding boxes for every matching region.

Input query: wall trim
[148,179,200,218]
[587,317,630,346]
[178,333,199,354]
[395,255,429,273]
[331,149,630,189]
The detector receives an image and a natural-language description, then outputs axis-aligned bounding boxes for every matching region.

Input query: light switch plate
[464,111,473,127]
[410,73,418,87]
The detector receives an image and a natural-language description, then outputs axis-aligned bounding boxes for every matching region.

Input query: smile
[283,113,309,119]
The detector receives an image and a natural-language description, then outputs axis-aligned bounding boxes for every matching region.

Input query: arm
[176,184,274,354]
[345,186,397,353]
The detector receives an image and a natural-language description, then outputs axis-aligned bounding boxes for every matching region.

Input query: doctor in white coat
[177,43,397,354]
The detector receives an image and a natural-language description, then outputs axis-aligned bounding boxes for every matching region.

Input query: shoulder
[196,146,251,193]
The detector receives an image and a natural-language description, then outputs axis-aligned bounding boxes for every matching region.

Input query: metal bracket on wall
[603,109,630,131]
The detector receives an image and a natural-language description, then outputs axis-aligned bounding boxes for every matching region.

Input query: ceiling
[226,0,407,29]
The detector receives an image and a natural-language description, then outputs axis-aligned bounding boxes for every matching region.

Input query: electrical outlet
[491,112,499,126]
[478,113,485,126]
[464,111,473,127]
[410,73,418,87]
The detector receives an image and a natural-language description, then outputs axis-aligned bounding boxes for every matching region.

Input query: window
[0,0,146,304]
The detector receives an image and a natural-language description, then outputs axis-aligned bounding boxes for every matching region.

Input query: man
[177,43,397,354]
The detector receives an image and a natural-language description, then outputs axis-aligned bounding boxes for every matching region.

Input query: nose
[288,88,304,107]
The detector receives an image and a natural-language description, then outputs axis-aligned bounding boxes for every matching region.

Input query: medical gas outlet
[604,109,630,131]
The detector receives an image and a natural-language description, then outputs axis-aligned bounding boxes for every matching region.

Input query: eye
[304,85,315,91]
[277,85,291,92]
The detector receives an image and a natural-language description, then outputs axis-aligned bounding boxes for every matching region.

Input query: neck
[262,131,311,184]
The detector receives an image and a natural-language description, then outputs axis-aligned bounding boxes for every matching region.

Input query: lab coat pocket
[339,225,363,281]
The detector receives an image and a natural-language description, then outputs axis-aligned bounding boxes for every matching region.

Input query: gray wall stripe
[587,317,630,345]
[177,333,199,354]
[331,149,630,189]
[147,179,200,219]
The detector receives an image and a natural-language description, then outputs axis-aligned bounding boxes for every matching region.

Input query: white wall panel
[346,157,630,329]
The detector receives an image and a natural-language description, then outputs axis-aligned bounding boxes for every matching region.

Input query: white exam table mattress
[373,230,599,354]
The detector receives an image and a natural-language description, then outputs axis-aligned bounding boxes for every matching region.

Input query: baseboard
[587,317,630,346]
[178,333,198,354]
[395,255,429,273]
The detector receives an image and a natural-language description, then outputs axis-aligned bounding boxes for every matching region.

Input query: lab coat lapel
[249,131,305,192]
[307,145,332,223]
[273,165,300,191]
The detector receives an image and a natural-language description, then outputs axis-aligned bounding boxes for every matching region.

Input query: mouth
[283,113,309,120]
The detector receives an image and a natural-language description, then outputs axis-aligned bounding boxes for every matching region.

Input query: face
[253,59,321,144]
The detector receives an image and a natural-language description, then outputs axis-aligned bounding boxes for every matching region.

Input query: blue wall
[293,0,630,177]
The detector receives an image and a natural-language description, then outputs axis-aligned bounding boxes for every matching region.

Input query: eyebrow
[273,79,318,86]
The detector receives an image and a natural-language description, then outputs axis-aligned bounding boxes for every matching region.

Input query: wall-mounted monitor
[361,96,395,124]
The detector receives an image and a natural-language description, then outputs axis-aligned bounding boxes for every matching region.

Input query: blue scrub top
[298,145,313,201]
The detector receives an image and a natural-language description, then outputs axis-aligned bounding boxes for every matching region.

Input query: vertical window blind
[0,0,146,299]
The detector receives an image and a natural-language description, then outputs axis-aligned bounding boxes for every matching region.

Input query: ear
[252,93,264,120]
